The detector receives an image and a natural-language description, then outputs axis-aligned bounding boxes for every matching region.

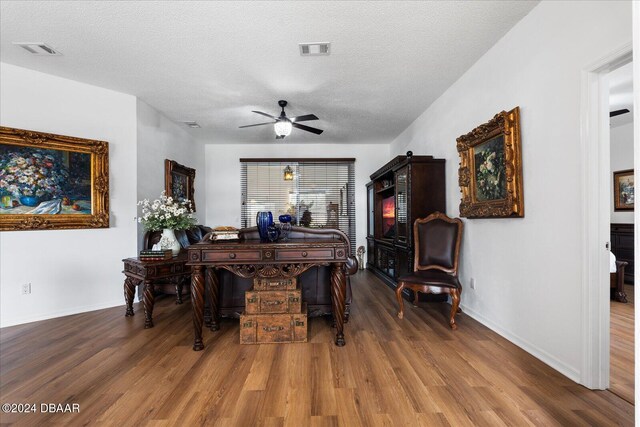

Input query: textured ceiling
[0,1,538,144]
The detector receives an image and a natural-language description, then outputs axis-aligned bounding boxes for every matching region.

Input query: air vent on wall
[183,121,201,128]
[299,42,330,56]
[13,42,62,56]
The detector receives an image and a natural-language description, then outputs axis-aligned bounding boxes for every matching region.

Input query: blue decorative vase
[20,196,40,207]
[278,214,292,223]
[256,211,273,242]
[267,224,281,242]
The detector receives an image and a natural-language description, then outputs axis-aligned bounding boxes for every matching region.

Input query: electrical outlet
[470,278,476,290]
[21,283,31,295]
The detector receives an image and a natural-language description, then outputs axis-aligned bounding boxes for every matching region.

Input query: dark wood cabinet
[611,223,634,284]
[366,154,446,299]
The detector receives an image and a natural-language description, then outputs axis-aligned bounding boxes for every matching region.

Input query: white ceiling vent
[183,121,201,128]
[299,42,330,56]
[13,42,62,56]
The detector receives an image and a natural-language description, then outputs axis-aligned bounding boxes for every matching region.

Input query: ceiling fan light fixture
[274,120,292,138]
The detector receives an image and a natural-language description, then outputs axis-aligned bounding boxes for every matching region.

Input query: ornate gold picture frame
[613,169,634,211]
[0,126,109,231]
[165,159,196,211]
[457,107,523,218]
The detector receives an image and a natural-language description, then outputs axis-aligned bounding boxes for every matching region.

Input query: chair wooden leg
[413,290,419,306]
[396,282,406,319]
[449,288,460,330]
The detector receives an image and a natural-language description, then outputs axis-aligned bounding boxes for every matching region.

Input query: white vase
[161,228,182,257]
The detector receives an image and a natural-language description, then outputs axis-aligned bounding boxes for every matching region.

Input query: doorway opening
[608,60,634,404]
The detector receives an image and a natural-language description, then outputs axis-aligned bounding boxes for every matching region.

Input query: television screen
[382,195,395,238]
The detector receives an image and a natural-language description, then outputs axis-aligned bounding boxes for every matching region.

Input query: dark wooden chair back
[414,212,463,275]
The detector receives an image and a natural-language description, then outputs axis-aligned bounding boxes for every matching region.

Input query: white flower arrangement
[137,192,196,231]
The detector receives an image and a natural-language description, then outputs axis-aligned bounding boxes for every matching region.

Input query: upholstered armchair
[395,212,463,329]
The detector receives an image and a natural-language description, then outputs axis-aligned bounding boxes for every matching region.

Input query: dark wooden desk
[122,254,190,328]
[187,238,349,351]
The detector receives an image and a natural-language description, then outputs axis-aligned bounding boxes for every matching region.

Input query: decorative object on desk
[278,214,292,240]
[283,165,294,181]
[0,126,109,231]
[138,249,172,261]
[457,107,523,218]
[406,150,413,157]
[256,211,273,242]
[356,245,365,270]
[137,191,196,255]
[165,159,196,211]
[267,223,280,242]
[160,229,182,256]
[210,226,240,241]
[613,169,634,211]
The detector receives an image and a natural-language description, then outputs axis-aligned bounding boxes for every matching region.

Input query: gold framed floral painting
[613,169,634,211]
[457,107,524,218]
[0,126,109,231]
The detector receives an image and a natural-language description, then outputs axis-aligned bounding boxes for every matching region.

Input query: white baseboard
[460,303,581,383]
[0,299,125,328]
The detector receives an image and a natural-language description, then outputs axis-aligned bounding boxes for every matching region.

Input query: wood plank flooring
[610,284,634,404]
[0,270,635,426]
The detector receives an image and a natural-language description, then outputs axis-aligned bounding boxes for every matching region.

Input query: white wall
[204,143,390,252]
[136,100,207,248]
[0,63,138,327]
[390,1,631,382]
[610,121,634,223]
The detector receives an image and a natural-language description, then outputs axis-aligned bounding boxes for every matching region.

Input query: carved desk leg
[143,279,155,328]
[205,267,220,331]
[192,265,205,351]
[330,262,347,346]
[124,276,137,317]
[175,276,184,305]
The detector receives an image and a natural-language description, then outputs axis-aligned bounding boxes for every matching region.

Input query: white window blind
[241,159,356,253]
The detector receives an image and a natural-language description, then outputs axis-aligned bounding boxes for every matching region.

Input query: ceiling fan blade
[292,122,324,135]
[610,108,630,117]
[291,114,319,122]
[239,122,274,128]
[252,110,277,119]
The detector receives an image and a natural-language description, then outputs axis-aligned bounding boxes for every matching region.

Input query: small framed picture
[613,169,634,211]
[165,159,196,211]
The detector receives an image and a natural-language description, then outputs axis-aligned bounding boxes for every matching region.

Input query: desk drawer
[203,250,262,262]
[275,248,334,261]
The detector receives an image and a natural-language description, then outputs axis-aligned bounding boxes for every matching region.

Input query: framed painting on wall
[456,107,524,218]
[613,169,634,211]
[165,159,196,211]
[0,126,109,231]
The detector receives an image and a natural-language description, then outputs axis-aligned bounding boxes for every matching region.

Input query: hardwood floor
[611,284,634,404]
[0,270,634,426]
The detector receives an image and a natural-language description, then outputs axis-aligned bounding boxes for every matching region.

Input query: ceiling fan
[610,108,630,117]
[239,100,323,139]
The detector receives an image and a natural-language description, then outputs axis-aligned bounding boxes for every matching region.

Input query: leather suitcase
[253,277,297,291]
[245,289,302,314]
[240,305,308,344]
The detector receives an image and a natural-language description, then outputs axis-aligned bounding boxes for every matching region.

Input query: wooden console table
[122,254,190,328]
[187,237,349,351]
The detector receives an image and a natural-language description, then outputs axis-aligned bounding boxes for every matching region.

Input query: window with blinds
[240,159,356,253]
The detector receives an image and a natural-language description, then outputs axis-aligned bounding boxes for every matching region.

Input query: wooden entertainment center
[366,154,446,299]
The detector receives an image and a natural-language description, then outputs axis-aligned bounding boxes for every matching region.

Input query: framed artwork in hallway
[613,169,634,211]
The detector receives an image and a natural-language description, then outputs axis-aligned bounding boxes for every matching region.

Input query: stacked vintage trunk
[240,277,308,344]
